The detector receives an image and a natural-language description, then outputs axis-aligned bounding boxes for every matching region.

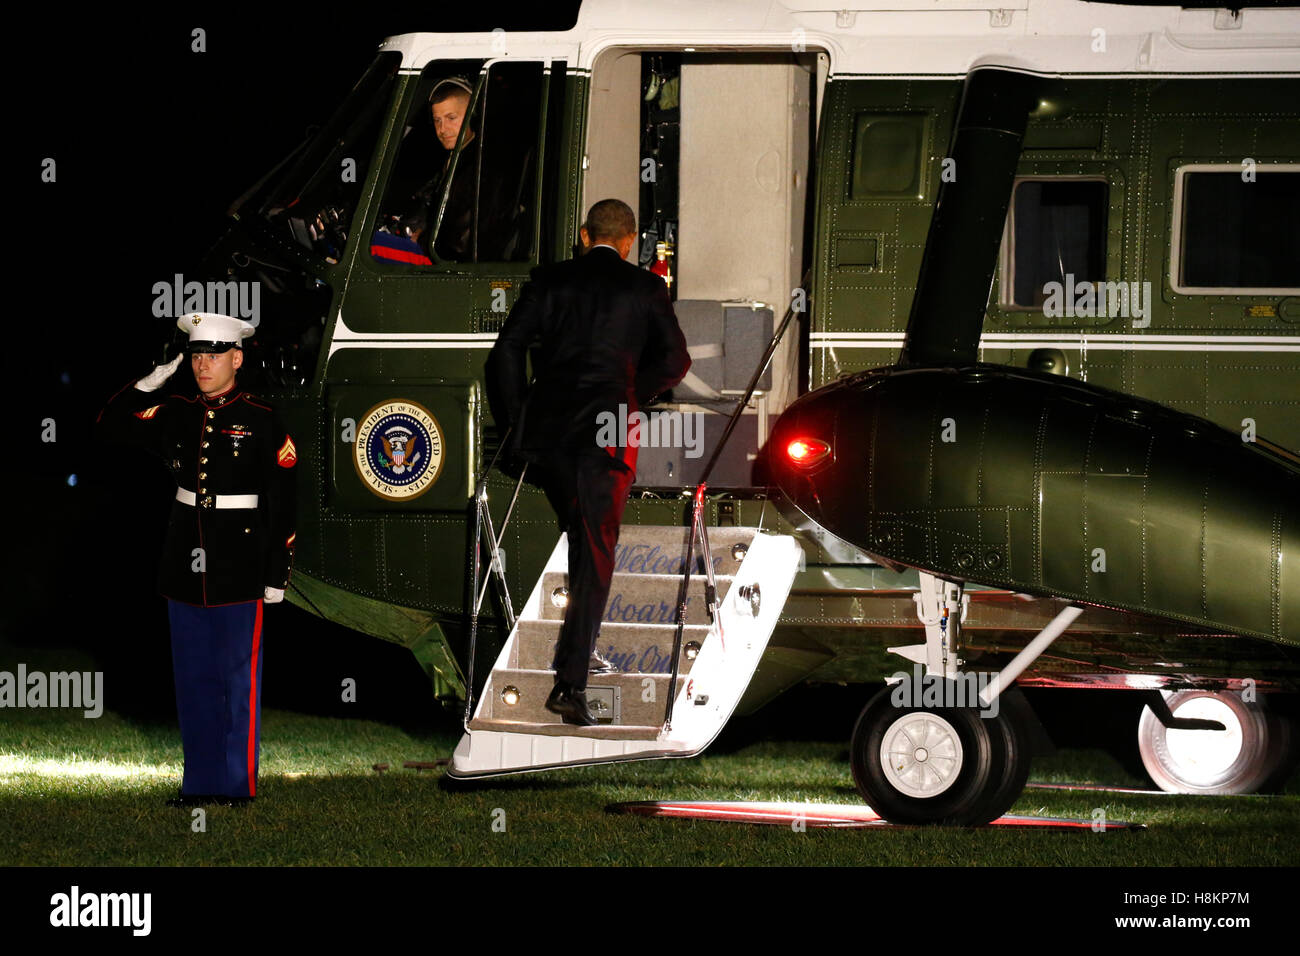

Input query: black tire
[1255,705,1298,793]
[965,687,1033,824]
[850,678,1009,826]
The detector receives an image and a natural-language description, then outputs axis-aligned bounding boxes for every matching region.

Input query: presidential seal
[354,400,444,501]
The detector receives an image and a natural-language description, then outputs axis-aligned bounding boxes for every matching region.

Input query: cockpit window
[242,52,402,263]
[371,60,545,266]
[204,53,400,390]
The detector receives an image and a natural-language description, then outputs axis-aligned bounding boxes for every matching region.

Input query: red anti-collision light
[786,437,831,466]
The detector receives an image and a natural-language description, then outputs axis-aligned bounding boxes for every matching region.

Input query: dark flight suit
[487,244,690,691]
[392,134,525,263]
[97,378,297,797]
[434,135,515,261]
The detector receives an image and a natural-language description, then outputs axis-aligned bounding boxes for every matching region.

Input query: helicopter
[194,0,1300,824]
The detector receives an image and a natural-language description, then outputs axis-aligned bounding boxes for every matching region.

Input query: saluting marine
[96,312,297,806]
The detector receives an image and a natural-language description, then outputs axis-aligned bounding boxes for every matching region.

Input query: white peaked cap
[177,312,256,353]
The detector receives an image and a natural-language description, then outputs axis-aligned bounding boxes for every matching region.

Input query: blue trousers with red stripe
[167,599,264,798]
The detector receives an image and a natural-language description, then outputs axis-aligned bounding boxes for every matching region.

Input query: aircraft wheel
[1137,690,1285,795]
[850,678,1013,826]
[966,687,1034,823]
[1256,709,1299,793]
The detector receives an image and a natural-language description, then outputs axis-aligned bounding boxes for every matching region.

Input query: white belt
[176,488,259,509]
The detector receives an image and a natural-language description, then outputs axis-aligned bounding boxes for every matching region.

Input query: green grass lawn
[2,702,1296,866]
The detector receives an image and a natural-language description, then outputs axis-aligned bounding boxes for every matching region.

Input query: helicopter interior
[584,48,819,488]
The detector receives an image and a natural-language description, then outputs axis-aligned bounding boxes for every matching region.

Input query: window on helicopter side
[1171,165,1300,294]
[1001,177,1110,311]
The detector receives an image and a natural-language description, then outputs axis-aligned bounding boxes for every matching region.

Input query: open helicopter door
[448,523,803,778]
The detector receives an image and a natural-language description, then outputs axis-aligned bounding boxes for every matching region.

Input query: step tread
[495,667,676,680]
[515,619,712,635]
[611,529,757,575]
[544,571,736,582]
[513,619,707,673]
[468,717,663,741]
[617,525,761,537]
[485,668,681,724]
[538,572,729,625]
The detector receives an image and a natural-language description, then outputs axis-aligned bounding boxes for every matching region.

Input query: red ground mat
[607,800,1144,829]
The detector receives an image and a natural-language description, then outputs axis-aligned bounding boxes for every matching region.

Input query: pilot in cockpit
[374,76,524,265]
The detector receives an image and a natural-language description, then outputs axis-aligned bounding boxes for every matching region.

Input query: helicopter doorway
[583,49,817,488]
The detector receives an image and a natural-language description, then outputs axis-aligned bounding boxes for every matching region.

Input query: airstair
[448,517,803,777]
[451,268,808,778]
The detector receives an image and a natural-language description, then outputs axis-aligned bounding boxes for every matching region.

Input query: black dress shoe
[545,683,599,726]
[166,792,254,808]
[166,793,212,808]
[589,651,618,674]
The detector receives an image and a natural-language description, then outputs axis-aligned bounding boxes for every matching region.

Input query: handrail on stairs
[463,430,529,731]
[662,271,810,730]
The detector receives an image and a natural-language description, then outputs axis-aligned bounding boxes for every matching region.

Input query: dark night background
[6,3,1150,767]
[7,7,584,734]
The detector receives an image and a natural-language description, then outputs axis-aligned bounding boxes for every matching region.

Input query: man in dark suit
[486,199,690,725]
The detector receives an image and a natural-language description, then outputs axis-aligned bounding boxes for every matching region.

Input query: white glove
[263,587,285,604]
[135,353,185,392]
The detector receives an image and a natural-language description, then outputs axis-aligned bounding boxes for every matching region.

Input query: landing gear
[850,678,1031,825]
[853,571,1077,825]
[1138,690,1298,795]
[979,686,1035,821]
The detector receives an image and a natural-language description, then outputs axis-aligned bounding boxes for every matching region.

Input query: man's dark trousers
[167,598,264,797]
[539,447,635,692]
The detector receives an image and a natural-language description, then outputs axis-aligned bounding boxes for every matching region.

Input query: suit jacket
[486,245,690,464]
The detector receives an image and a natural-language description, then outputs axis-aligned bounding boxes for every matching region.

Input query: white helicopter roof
[380,0,1300,77]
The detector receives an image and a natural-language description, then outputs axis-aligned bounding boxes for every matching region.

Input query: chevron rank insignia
[277,435,298,468]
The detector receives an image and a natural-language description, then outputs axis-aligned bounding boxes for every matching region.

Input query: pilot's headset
[428,76,477,136]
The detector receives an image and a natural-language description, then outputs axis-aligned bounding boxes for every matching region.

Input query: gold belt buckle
[200,495,215,509]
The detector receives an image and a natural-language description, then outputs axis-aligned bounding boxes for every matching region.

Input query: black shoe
[589,651,617,674]
[166,792,254,808]
[166,792,212,808]
[545,683,599,726]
